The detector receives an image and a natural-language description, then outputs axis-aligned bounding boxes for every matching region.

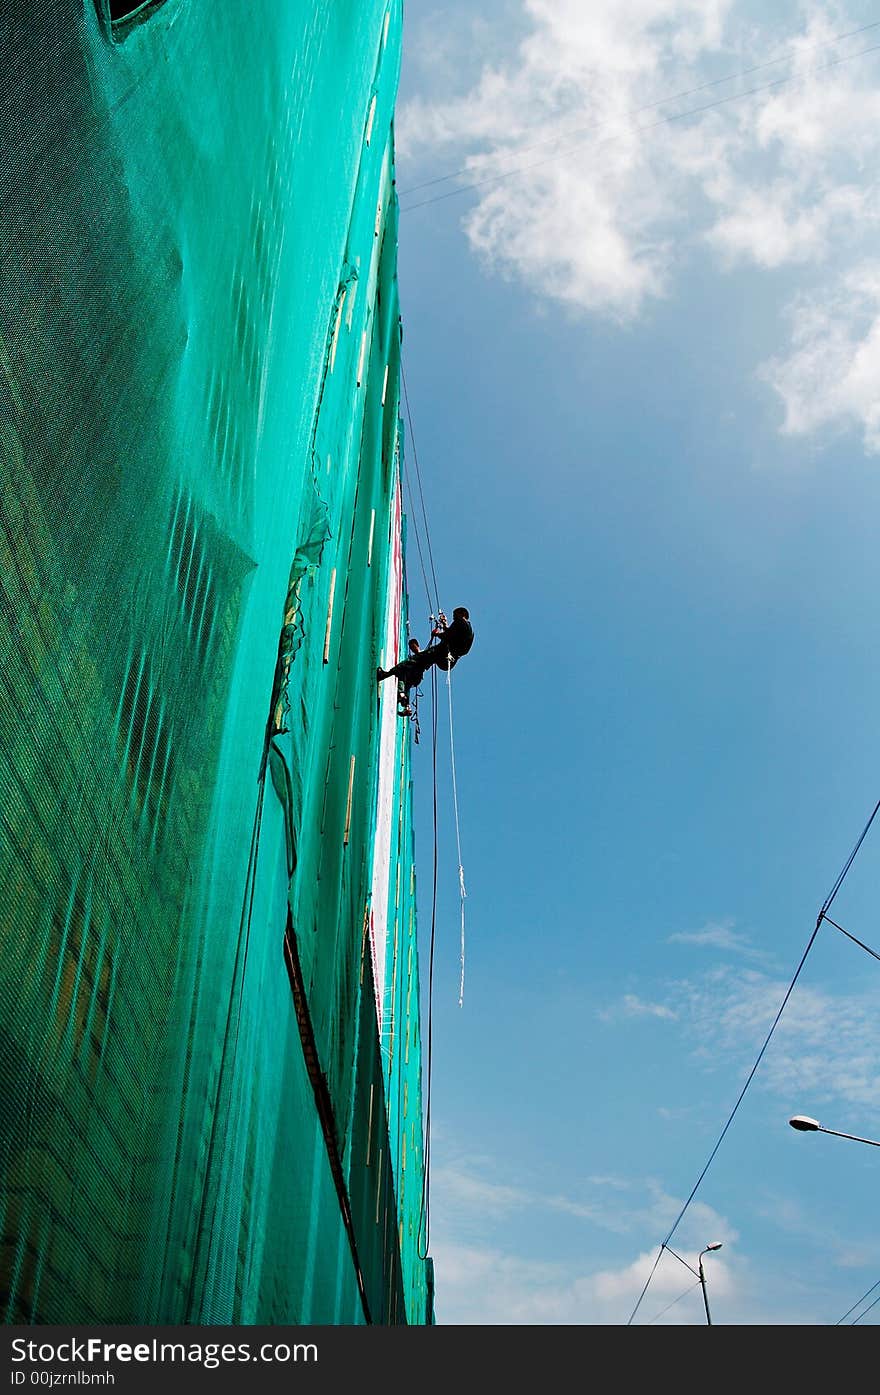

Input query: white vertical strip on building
[357,329,367,387]
[323,568,336,664]
[369,476,403,1031]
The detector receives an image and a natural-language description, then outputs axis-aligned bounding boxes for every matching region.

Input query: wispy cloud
[401,4,880,314]
[667,918,771,961]
[431,1152,733,1243]
[430,1238,717,1323]
[602,964,880,1115]
[431,1159,632,1234]
[752,1191,878,1270]
[428,1155,742,1322]
[598,992,678,1023]
[425,1139,872,1322]
[400,3,880,451]
[760,263,880,454]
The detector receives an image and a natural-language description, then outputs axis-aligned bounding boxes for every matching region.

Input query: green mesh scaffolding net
[0,0,432,1325]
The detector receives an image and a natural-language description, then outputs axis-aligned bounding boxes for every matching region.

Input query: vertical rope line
[445,666,466,1006]
[417,663,439,1259]
[400,362,440,612]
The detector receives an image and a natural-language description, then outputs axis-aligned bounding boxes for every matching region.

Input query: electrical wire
[821,914,880,965]
[836,1275,880,1325]
[399,18,880,198]
[401,39,880,214]
[852,1289,880,1325]
[645,1279,702,1325]
[663,1243,699,1277]
[819,796,880,917]
[626,792,880,1326]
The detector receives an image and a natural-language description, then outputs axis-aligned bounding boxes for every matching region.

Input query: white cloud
[401,2,880,449]
[429,1217,739,1324]
[760,263,880,452]
[427,1149,849,1323]
[426,1142,866,1323]
[401,4,880,315]
[430,1240,717,1324]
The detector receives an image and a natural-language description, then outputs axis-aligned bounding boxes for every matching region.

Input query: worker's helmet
[453,606,469,619]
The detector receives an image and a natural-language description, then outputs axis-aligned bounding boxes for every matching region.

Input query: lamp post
[789,1115,880,1148]
[698,1243,723,1326]
[664,1241,723,1325]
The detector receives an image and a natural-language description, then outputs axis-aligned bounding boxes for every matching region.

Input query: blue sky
[395,0,880,1324]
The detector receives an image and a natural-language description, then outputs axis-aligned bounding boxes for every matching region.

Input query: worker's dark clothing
[379,615,474,703]
[440,614,474,661]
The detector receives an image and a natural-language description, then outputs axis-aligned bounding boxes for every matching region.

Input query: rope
[417,662,440,1259]
[402,464,434,619]
[400,363,440,614]
[446,664,467,1006]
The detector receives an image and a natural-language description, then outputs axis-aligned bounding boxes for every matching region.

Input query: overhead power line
[645,1279,702,1325]
[837,1275,880,1326]
[852,1290,880,1325]
[821,914,880,965]
[626,792,880,1326]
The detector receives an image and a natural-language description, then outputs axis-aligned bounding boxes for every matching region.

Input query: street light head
[705,1242,723,1252]
[789,1115,821,1132]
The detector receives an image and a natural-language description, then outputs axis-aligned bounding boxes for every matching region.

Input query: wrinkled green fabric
[0,0,430,1325]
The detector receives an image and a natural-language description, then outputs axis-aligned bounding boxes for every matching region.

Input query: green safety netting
[0,0,431,1325]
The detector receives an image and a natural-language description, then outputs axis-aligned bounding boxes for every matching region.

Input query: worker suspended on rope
[377,607,474,716]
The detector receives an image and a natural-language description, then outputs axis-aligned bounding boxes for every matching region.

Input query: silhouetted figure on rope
[377,607,474,716]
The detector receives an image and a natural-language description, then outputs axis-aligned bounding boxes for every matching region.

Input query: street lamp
[789,1115,880,1148]
[664,1241,723,1325]
[698,1243,723,1326]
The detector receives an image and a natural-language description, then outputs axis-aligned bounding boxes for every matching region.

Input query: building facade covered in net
[0,0,432,1324]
